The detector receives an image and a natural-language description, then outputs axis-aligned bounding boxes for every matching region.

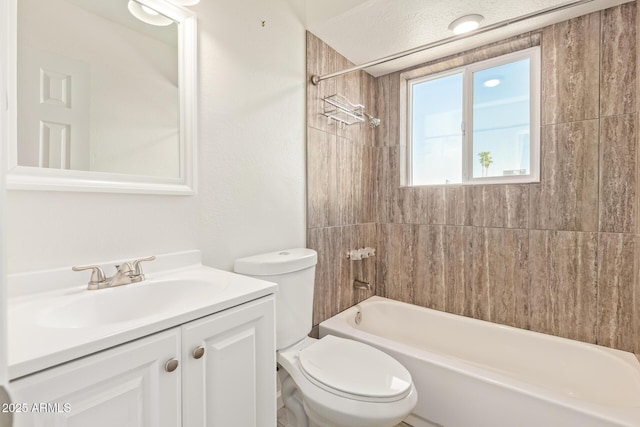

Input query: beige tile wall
[306,33,376,326]
[306,2,639,356]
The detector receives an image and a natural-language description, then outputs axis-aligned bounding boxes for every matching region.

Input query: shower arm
[310,0,595,85]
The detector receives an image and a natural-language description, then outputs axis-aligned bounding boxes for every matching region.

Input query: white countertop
[7,251,277,380]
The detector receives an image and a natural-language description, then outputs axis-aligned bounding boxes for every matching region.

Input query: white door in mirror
[18,48,90,171]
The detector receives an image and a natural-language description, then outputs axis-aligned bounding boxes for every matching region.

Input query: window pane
[412,73,463,185]
[472,59,530,178]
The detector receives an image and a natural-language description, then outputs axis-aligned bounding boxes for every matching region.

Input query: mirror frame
[6,0,197,195]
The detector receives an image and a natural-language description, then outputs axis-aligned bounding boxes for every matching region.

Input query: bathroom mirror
[7,0,197,194]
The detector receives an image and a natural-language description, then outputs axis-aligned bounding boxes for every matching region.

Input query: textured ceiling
[307,0,633,76]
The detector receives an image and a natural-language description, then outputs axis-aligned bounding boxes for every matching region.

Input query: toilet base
[280,370,308,427]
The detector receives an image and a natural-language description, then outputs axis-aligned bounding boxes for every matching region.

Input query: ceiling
[63,0,177,45]
[306,0,633,77]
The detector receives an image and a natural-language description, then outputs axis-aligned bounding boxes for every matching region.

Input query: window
[404,47,540,186]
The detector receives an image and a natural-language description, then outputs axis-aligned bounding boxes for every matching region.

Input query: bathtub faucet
[353,279,372,291]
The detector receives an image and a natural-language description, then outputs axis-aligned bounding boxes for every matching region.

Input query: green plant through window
[478,151,493,177]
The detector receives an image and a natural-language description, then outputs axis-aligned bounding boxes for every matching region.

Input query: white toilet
[234,248,417,427]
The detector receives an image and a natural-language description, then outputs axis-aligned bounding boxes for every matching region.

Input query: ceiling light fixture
[483,78,501,87]
[128,0,173,26]
[141,4,160,15]
[169,0,201,5]
[448,14,484,35]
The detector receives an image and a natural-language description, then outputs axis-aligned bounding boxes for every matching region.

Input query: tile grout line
[595,9,603,347]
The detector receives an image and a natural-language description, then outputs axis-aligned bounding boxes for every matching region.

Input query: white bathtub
[319,296,640,427]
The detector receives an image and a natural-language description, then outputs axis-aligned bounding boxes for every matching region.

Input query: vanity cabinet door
[9,328,181,427]
[182,295,276,427]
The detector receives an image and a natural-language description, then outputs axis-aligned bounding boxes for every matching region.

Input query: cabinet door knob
[165,358,179,372]
[192,346,205,359]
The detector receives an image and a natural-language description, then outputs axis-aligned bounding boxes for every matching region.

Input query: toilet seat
[298,335,412,402]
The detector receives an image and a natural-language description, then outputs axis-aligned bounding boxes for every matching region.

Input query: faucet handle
[72,265,106,290]
[132,255,156,277]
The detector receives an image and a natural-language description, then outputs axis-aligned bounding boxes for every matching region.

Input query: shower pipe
[310,0,596,85]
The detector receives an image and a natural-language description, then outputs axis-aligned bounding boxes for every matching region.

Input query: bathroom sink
[36,279,227,328]
[8,254,277,380]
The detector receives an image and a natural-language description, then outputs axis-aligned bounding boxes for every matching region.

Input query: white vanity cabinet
[9,328,182,427]
[9,295,276,427]
[182,295,276,426]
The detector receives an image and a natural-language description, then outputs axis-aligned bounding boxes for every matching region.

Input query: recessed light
[483,78,501,88]
[128,0,173,26]
[448,14,484,35]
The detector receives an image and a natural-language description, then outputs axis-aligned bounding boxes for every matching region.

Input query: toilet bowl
[234,248,417,427]
[277,336,417,427]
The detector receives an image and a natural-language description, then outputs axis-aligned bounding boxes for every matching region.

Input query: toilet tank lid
[234,248,317,276]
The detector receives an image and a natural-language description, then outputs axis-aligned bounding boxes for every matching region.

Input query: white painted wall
[6,0,307,274]
[0,0,9,389]
[7,190,198,273]
[195,0,307,270]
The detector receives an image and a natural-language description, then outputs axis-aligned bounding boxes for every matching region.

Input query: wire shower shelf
[322,94,365,126]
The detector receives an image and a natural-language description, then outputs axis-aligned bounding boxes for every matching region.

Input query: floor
[277,407,410,426]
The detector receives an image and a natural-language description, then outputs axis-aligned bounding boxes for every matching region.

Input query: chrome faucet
[73,256,156,290]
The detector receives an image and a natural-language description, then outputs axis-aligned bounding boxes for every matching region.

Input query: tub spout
[353,279,372,290]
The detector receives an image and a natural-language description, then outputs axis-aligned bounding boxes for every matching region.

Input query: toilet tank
[234,248,317,350]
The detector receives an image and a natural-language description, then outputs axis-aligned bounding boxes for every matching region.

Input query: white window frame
[402,46,541,187]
